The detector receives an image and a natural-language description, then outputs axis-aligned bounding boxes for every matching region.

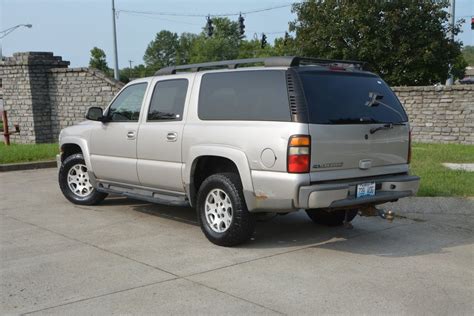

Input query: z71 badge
[313,162,344,169]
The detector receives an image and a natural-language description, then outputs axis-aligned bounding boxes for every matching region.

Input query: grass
[0,140,472,197]
[0,142,59,164]
[410,143,474,197]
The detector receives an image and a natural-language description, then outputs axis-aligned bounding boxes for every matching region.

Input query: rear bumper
[298,174,420,209]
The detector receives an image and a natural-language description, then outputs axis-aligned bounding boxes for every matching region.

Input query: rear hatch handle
[370,122,406,134]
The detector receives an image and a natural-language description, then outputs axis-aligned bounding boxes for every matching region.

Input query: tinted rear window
[198,70,291,121]
[299,71,407,124]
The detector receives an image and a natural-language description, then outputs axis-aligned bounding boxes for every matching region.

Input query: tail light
[407,130,412,164]
[287,135,311,173]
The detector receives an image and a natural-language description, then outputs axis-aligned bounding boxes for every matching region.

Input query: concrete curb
[383,196,474,215]
[0,160,57,172]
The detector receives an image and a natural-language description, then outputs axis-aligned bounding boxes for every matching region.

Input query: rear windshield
[299,71,408,124]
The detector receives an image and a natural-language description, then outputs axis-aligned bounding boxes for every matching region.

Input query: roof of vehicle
[154,56,371,77]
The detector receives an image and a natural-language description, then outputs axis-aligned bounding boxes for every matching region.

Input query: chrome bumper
[298,174,420,209]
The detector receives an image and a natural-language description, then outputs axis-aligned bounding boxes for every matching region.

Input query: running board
[96,182,190,207]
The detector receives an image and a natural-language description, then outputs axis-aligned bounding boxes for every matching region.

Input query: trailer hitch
[359,205,395,223]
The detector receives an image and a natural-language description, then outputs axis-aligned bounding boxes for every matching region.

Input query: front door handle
[166,132,178,142]
[127,131,136,140]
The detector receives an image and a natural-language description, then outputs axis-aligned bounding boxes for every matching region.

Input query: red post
[2,110,10,145]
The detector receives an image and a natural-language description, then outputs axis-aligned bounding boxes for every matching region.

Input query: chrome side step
[96,182,190,207]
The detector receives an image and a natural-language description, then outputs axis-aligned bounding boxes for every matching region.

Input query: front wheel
[196,173,255,247]
[306,209,358,226]
[59,153,107,205]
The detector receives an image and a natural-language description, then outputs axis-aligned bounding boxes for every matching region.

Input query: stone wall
[0,52,69,143]
[48,68,123,139]
[0,52,123,143]
[1,52,473,145]
[393,86,473,144]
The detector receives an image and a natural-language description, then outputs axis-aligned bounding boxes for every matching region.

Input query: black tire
[59,153,107,205]
[196,173,255,247]
[305,209,358,226]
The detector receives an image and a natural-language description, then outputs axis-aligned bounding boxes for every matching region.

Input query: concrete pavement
[0,168,473,315]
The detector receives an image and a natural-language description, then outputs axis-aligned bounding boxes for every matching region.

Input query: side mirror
[85,107,104,121]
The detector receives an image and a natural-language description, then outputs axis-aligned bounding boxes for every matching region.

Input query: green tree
[189,17,242,63]
[237,37,277,59]
[462,46,474,66]
[89,47,109,73]
[177,33,198,65]
[119,64,155,83]
[273,33,299,56]
[291,0,466,85]
[143,30,179,72]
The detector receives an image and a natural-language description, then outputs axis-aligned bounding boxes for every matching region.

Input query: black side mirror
[86,107,104,121]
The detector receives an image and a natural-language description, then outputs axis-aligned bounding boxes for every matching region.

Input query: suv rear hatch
[298,70,410,181]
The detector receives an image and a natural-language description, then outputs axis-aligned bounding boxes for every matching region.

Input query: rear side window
[148,79,188,121]
[198,70,291,121]
[299,71,408,124]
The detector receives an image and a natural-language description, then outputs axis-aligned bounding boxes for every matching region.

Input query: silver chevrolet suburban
[57,56,420,246]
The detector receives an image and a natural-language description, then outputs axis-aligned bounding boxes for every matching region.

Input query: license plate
[356,182,376,198]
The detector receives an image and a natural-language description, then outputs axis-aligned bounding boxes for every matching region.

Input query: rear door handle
[166,132,178,142]
[127,131,136,140]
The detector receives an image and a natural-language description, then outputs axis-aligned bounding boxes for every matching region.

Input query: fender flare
[60,137,93,172]
[183,145,256,210]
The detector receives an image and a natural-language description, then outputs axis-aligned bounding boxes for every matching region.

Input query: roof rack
[155,56,367,76]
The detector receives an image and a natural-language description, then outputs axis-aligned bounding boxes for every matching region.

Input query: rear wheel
[59,153,107,205]
[306,209,358,226]
[196,173,255,246]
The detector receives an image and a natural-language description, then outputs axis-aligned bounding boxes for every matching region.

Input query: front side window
[107,83,148,122]
[147,79,188,121]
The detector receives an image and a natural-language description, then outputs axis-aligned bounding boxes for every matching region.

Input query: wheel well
[190,156,240,205]
[61,144,82,161]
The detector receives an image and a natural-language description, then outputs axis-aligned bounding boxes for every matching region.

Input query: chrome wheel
[205,189,233,233]
[67,164,93,197]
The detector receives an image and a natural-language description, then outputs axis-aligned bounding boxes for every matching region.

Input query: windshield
[299,71,408,124]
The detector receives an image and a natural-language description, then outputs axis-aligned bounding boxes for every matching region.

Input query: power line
[118,11,203,26]
[116,3,294,18]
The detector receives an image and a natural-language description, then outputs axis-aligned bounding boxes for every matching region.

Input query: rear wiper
[370,122,406,134]
[365,92,406,121]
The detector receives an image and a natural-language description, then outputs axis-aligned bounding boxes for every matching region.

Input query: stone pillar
[0,52,69,143]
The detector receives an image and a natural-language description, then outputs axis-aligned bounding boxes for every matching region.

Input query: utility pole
[111,0,120,81]
[446,0,455,86]
[128,60,133,79]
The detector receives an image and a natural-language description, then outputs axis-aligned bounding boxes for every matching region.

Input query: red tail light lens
[288,135,311,173]
[407,130,412,164]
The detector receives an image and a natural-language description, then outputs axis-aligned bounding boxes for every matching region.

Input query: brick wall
[393,86,473,144]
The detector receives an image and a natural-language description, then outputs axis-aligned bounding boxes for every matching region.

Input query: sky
[1,0,473,68]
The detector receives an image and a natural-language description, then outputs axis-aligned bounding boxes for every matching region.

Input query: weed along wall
[0,52,473,144]
[0,52,123,144]
[393,86,473,145]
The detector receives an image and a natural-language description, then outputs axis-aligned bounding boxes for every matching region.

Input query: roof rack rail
[155,56,366,76]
